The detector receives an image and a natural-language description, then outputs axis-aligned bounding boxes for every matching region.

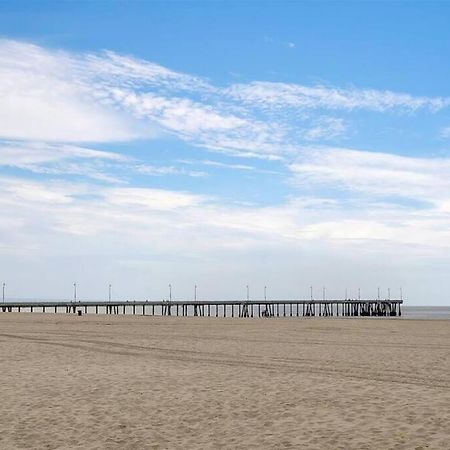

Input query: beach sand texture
[0,314,449,449]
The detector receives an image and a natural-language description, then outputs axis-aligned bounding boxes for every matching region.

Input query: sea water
[402,306,450,320]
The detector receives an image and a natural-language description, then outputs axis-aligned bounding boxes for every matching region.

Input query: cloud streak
[0,141,206,182]
[225,82,450,112]
[1,172,450,256]
[289,147,450,205]
[2,39,447,160]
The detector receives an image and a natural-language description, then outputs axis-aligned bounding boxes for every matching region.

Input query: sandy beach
[0,314,449,449]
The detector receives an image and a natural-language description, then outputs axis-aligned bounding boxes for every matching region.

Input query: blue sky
[1,1,450,304]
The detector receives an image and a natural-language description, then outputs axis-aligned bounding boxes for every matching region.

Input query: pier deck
[0,299,402,317]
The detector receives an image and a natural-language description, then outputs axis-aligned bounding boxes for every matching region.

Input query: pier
[0,299,402,317]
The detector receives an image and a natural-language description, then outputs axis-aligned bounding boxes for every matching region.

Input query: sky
[1,1,450,304]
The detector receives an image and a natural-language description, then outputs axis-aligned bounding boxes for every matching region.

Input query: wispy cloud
[1,171,450,254]
[289,146,450,206]
[225,82,449,112]
[2,39,447,160]
[0,141,205,182]
[178,158,280,175]
[0,40,152,143]
[134,164,206,178]
[0,141,129,182]
[440,126,450,138]
[302,117,347,140]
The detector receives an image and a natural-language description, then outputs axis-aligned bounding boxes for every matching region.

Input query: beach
[0,314,449,449]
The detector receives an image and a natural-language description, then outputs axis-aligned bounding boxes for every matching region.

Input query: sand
[0,314,449,449]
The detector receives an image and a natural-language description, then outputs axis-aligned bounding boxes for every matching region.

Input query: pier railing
[0,299,402,317]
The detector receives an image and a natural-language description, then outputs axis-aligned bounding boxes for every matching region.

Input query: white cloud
[0,141,130,182]
[0,40,291,158]
[0,141,126,167]
[108,89,291,158]
[104,187,205,211]
[0,40,151,143]
[303,117,347,140]
[134,164,206,177]
[178,158,280,175]
[440,126,450,138]
[4,179,76,204]
[114,90,248,134]
[2,39,446,160]
[194,159,262,171]
[1,162,450,255]
[85,49,210,92]
[0,140,208,181]
[289,147,450,204]
[225,82,449,112]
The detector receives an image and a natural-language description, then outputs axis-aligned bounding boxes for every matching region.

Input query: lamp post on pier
[246,285,249,301]
[2,283,5,303]
[73,282,77,302]
[264,285,267,301]
[108,284,112,302]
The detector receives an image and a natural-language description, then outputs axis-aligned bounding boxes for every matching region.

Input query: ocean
[402,306,450,319]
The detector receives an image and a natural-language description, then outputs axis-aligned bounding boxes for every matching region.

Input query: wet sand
[0,314,449,449]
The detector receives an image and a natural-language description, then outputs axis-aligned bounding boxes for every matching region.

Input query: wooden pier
[0,299,402,317]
